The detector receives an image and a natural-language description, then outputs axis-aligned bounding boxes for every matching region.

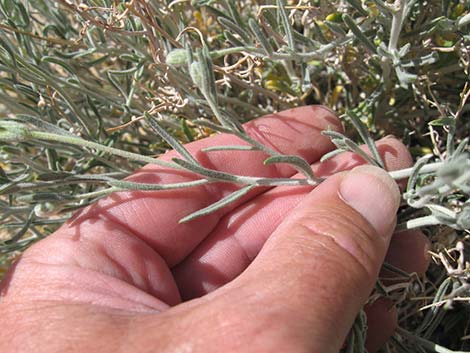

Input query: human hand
[0,106,429,353]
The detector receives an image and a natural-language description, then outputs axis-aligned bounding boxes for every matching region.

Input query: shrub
[0,0,469,351]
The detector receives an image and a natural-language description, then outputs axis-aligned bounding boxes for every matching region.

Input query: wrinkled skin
[0,106,429,353]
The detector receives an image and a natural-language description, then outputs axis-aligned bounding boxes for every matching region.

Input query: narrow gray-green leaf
[346,110,384,168]
[325,21,347,36]
[320,148,344,163]
[343,14,377,54]
[108,178,208,191]
[345,0,369,17]
[277,0,295,50]
[406,154,433,192]
[225,0,245,29]
[192,47,218,104]
[61,173,209,191]
[264,155,321,183]
[416,278,452,334]
[249,18,274,55]
[451,137,469,159]
[321,130,348,140]
[202,45,218,103]
[41,56,76,76]
[344,138,382,167]
[0,35,17,66]
[179,185,255,223]
[202,145,259,152]
[107,67,139,76]
[193,119,234,134]
[401,52,439,68]
[4,210,34,245]
[145,112,198,164]
[14,114,76,137]
[313,21,329,44]
[218,17,251,43]
[292,30,319,47]
[173,157,240,182]
[224,30,245,47]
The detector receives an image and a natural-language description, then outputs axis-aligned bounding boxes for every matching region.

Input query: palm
[60,106,343,305]
[0,106,429,353]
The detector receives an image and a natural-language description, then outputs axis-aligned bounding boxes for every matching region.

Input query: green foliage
[0,0,469,351]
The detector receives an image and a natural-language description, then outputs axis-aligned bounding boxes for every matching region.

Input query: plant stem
[30,131,177,169]
[210,35,355,62]
[388,161,445,180]
[388,0,406,53]
[396,215,442,232]
[15,130,452,191]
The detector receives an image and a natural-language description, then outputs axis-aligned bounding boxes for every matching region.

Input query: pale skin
[0,106,430,353]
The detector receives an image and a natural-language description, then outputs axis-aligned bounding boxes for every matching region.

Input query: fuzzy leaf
[342,14,377,54]
[346,110,384,168]
[179,185,255,223]
[145,113,198,164]
[277,0,295,50]
[264,155,321,183]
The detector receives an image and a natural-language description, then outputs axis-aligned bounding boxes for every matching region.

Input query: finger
[65,106,341,267]
[383,230,431,278]
[363,231,431,352]
[227,165,400,352]
[173,137,412,299]
[364,298,398,352]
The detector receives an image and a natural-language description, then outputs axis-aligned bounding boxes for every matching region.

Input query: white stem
[396,215,442,232]
[388,161,444,180]
[388,0,405,53]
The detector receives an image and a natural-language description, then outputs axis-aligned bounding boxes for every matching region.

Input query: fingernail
[383,134,397,140]
[339,165,400,236]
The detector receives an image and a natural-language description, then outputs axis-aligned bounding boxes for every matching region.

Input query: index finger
[65,106,341,266]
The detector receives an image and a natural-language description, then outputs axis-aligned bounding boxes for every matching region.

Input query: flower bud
[189,61,204,87]
[34,202,62,217]
[166,49,188,66]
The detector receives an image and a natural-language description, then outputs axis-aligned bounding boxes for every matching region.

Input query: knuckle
[293,201,383,279]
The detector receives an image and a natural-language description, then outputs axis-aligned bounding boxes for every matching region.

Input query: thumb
[239,165,400,352]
